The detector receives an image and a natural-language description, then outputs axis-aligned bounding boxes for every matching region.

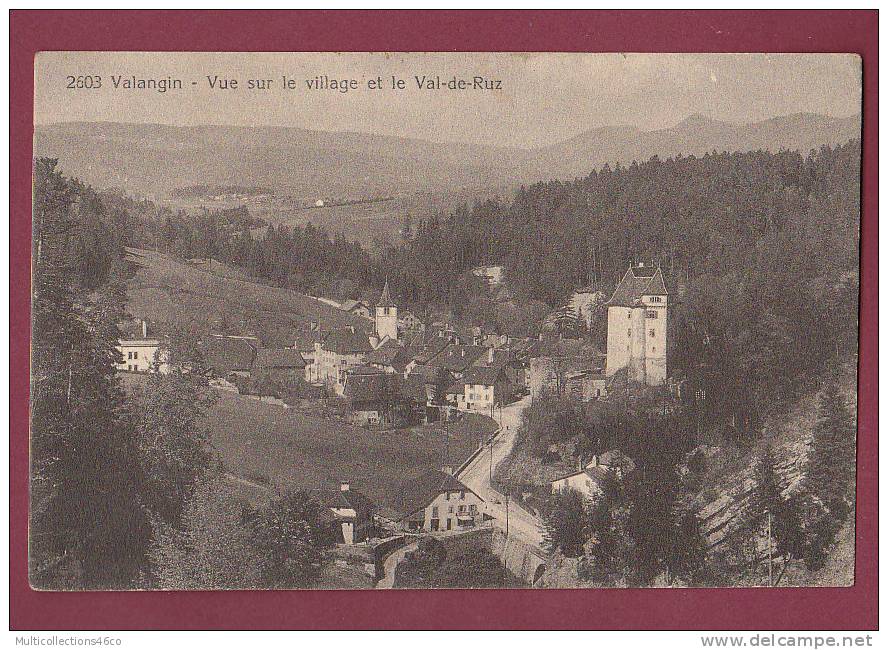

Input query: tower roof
[606,265,668,307]
[377,280,395,308]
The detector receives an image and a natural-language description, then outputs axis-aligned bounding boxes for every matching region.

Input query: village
[115,259,678,585]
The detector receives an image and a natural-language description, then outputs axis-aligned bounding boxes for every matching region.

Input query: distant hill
[526,113,862,180]
[33,113,861,198]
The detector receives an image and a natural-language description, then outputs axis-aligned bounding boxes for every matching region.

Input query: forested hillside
[389,141,860,427]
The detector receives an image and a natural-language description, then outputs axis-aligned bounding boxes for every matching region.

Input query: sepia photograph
[29,50,861,593]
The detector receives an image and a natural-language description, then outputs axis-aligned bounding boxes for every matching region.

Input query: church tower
[605,263,668,386]
[375,280,398,342]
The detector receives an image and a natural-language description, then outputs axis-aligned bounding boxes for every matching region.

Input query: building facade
[117,339,168,373]
[605,264,668,386]
[397,469,485,533]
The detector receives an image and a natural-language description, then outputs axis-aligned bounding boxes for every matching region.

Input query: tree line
[541,380,856,587]
[30,159,333,589]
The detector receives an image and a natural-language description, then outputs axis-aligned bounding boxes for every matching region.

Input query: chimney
[461,349,466,358]
[348,326,355,334]
[487,347,495,365]
[141,319,148,338]
[442,465,453,476]
[340,481,350,492]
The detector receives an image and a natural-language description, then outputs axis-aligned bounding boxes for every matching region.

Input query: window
[627,329,631,337]
[458,505,466,513]
[448,506,454,514]
[445,492,450,501]
[627,310,631,318]
[432,506,439,517]
[646,310,658,319]
[650,296,663,303]
[460,490,465,500]
[127,351,133,359]
[649,329,656,338]
[133,351,138,359]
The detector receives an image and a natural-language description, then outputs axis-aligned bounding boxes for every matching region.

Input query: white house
[313,327,374,394]
[116,339,168,373]
[605,263,668,386]
[396,468,485,533]
[551,465,609,501]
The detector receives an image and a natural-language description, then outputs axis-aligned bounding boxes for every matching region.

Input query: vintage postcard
[29,51,861,591]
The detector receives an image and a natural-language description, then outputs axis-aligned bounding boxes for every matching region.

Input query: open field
[204,390,495,510]
[124,247,368,338]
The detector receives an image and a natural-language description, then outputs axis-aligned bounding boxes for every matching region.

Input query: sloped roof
[552,464,610,485]
[309,487,376,517]
[255,348,306,369]
[393,470,476,519]
[377,280,395,308]
[606,266,668,307]
[403,373,435,401]
[530,337,605,360]
[462,365,509,387]
[343,370,399,403]
[292,330,320,352]
[203,337,257,373]
[341,299,369,313]
[322,327,374,355]
[365,339,411,372]
[472,349,514,371]
[411,338,450,364]
[427,344,487,373]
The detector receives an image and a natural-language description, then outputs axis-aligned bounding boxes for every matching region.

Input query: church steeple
[377,279,395,308]
[375,280,398,342]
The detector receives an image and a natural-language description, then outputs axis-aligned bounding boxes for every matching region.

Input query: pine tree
[806,380,856,513]
[30,159,150,588]
[582,469,631,586]
[665,506,709,586]
[543,488,590,558]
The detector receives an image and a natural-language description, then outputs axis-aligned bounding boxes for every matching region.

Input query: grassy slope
[205,390,488,510]
[124,247,368,335]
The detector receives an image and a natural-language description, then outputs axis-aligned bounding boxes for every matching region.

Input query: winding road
[457,396,544,548]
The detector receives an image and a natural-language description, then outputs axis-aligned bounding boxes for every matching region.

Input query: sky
[34,52,861,149]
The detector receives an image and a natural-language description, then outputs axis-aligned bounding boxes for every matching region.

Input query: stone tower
[375,280,398,342]
[605,263,668,386]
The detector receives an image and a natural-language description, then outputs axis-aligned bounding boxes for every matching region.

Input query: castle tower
[605,263,668,386]
[375,280,398,342]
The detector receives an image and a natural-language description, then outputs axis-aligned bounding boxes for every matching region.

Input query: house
[293,330,321,382]
[311,482,376,545]
[117,338,168,373]
[471,265,504,288]
[457,365,513,413]
[341,299,372,320]
[404,337,449,375]
[203,336,258,378]
[551,464,610,501]
[398,309,425,337]
[313,326,374,395]
[527,338,605,399]
[342,366,400,426]
[253,348,306,383]
[364,338,412,376]
[395,468,485,533]
[426,344,487,379]
[593,449,636,478]
[564,369,608,401]
[605,263,668,386]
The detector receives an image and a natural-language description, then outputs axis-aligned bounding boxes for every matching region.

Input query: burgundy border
[9,10,878,630]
